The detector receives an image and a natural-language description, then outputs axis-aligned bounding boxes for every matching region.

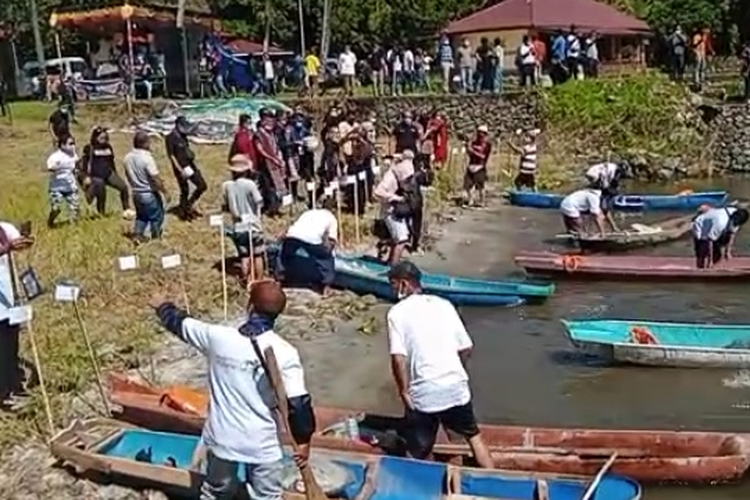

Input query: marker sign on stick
[162,254,182,269]
[118,255,139,271]
[305,182,315,192]
[345,175,356,185]
[54,284,80,302]
[357,171,367,181]
[209,214,224,227]
[8,305,32,325]
[324,186,334,197]
[329,180,339,191]
[282,194,293,207]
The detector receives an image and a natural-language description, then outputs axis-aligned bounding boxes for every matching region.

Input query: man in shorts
[464,125,492,207]
[386,261,494,467]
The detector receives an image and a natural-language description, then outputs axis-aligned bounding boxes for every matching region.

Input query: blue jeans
[278,237,335,290]
[200,452,283,500]
[132,191,164,239]
[460,67,474,92]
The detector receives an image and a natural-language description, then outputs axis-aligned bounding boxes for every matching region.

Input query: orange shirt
[533,40,547,63]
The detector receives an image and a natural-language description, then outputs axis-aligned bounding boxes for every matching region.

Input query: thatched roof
[51,0,217,30]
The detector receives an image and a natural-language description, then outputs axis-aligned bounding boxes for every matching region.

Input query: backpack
[392,174,422,219]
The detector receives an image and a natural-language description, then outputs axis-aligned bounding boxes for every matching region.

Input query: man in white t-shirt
[386,261,493,468]
[691,207,749,268]
[279,203,338,295]
[339,46,357,97]
[151,281,315,500]
[560,188,607,235]
[0,222,33,408]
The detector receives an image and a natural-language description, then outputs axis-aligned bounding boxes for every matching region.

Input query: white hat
[402,149,415,160]
[477,125,489,133]
[228,154,253,172]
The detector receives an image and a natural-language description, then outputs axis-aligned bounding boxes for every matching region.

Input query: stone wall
[712,103,750,172]
[283,93,541,139]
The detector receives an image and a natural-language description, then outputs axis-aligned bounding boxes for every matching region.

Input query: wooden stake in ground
[581,452,618,500]
[348,174,361,245]
[330,180,343,246]
[306,181,317,209]
[257,344,327,500]
[358,170,369,206]
[161,254,190,314]
[209,215,228,321]
[282,193,294,227]
[55,284,111,417]
[9,256,53,434]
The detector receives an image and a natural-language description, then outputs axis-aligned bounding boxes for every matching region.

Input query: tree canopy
[1,0,749,60]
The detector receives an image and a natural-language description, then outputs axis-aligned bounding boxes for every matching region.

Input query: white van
[19,57,89,98]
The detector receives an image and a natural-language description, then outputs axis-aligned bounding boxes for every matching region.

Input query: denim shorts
[200,452,284,500]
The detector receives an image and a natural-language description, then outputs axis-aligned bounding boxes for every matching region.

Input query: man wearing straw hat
[150,280,316,500]
[223,154,266,286]
[0,222,34,409]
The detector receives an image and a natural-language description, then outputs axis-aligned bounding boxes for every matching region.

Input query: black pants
[672,54,686,81]
[694,234,730,269]
[744,74,750,101]
[0,320,22,399]
[279,237,335,290]
[257,165,282,216]
[86,172,130,214]
[173,165,207,218]
[0,94,6,117]
[410,205,424,251]
[514,172,536,190]
[520,64,536,86]
[404,401,480,459]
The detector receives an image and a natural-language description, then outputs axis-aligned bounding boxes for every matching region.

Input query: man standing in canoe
[560,188,608,236]
[691,206,749,269]
[386,261,494,468]
[150,280,315,500]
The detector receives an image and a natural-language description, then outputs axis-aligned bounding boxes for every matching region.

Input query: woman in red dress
[425,111,449,168]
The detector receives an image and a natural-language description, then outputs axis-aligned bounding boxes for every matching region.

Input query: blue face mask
[239,311,275,338]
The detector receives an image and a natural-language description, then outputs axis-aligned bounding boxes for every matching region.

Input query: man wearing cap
[223,155,266,285]
[386,261,494,468]
[464,125,492,207]
[124,131,170,241]
[392,111,423,155]
[166,116,208,221]
[150,280,316,500]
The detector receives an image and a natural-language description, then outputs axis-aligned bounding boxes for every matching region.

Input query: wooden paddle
[260,345,327,500]
[581,452,618,500]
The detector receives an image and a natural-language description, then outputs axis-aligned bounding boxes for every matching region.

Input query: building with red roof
[445,0,651,68]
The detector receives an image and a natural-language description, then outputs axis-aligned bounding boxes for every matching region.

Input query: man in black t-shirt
[48,106,71,142]
[165,116,207,220]
[391,111,423,154]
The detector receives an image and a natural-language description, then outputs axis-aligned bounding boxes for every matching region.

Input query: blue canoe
[50,419,643,500]
[508,190,728,212]
[562,319,750,368]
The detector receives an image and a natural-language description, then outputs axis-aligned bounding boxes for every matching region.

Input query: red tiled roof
[222,38,291,55]
[445,0,650,35]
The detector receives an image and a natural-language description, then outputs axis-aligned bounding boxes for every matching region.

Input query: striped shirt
[519,144,538,175]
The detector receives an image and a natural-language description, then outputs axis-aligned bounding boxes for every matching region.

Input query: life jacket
[630,326,658,345]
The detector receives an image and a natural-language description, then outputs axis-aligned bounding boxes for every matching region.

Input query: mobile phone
[19,221,32,237]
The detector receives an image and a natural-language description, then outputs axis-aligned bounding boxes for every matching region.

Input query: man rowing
[691,206,749,269]
[386,261,494,468]
[559,188,608,236]
[150,280,315,500]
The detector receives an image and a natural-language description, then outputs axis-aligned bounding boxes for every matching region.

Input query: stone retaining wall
[712,103,750,172]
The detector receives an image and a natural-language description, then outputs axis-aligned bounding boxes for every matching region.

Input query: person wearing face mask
[391,111,423,155]
[81,126,134,219]
[149,280,315,500]
[386,261,493,468]
[47,134,80,228]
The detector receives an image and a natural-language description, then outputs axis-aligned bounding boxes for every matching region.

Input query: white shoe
[122,209,136,220]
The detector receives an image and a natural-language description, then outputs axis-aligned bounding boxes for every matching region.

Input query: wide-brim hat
[228,154,253,172]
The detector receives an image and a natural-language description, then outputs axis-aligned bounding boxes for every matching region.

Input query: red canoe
[514,251,750,280]
[107,373,750,483]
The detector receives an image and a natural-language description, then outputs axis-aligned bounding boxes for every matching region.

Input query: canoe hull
[555,216,693,253]
[515,252,750,281]
[107,374,750,484]
[50,419,643,500]
[508,191,728,212]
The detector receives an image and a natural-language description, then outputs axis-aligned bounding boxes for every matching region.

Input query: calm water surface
[423,178,750,500]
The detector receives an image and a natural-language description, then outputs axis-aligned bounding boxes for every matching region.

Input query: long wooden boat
[507,190,728,212]
[563,319,750,368]
[50,418,642,500]
[553,215,693,253]
[107,374,750,483]
[514,252,750,281]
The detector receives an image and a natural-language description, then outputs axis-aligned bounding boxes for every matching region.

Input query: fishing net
[280,454,355,496]
[133,97,291,144]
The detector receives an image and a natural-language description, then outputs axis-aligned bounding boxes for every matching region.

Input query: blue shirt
[438,39,453,64]
[552,36,567,61]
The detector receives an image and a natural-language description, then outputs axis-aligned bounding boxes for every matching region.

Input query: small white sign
[161,254,182,269]
[324,186,334,197]
[8,305,32,325]
[451,147,459,155]
[282,194,293,207]
[183,166,195,178]
[357,171,367,181]
[329,180,339,190]
[209,214,224,227]
[305,182,315,192]
[54,284,80,302]
[345,175,356,185]
[371,165,381,175]
[118,255,139,271]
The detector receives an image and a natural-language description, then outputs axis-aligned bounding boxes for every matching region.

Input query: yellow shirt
[304,55,321,77]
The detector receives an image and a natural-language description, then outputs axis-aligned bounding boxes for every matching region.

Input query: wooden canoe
[553,215,693,253]
[514,252,750,281]
[107,373,750,483]
[49,418,642,500]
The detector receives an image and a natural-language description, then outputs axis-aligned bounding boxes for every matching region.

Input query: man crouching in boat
[560,188,608,236]
[277,197,339,296]
[691,206,749,269]
[150,280,315,500]
[386,261,494,468]
[584,160,630,232]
